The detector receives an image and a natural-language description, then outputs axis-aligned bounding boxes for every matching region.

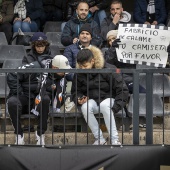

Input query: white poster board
[116,24,170,67]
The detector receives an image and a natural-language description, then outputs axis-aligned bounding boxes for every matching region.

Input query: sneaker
[112,140,121,145]
[93,139,107,145]
[35,131,45,145]
[15,134,25,145]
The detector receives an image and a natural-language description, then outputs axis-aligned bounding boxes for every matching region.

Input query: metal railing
[0,68,170,145]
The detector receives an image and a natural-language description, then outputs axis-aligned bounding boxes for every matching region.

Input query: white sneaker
[35,131,45,145]
[93,139,107,145]
[15,134,25,145]
[112,140,121,145]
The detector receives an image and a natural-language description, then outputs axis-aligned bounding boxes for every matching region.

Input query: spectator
[0,0,14,43]
[13,0,44,32]
[133,0,167,25]
[105,30,146,94]
[71,46,129,145]
[65,0,109,28]
[41,0,67,23]
[101,0,132,41]
[64,23,92,69]
[165,0,170,27]
[22,32,55,64]
[7,55,71,145]
[61,1,102,47]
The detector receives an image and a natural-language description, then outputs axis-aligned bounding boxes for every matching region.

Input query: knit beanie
[106,30,118,39]
[79,23,92,35]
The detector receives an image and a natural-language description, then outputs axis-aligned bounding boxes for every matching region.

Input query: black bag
[11,34,32,46]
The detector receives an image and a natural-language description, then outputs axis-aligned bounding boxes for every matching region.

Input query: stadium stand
[0,32,8,45]
[43,21,62,33]
[2,59,22,69]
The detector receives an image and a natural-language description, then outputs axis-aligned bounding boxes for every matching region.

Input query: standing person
[13,0,44,32]
[71,46,129,145]
[133,0,167,25]
[61,1,102,47]
[0,0,14,43]
[7,54,71,145]
[101,0,132,41]
[65,0,108,28]
[22,32,57,64]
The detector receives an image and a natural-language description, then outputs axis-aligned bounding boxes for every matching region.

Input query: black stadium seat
[0,32,8,45]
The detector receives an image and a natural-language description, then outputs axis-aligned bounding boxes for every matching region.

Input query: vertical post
[146,72,153,144]
[133,70,139,144]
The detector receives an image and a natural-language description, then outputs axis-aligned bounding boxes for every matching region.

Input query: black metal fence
[0,68,170,145]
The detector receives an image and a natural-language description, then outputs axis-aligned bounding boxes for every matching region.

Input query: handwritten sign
[116,24,170,67]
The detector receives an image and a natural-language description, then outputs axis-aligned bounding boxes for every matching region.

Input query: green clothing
[0,0,14,23]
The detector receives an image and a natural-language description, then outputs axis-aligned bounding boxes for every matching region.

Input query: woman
[13,0,44,32]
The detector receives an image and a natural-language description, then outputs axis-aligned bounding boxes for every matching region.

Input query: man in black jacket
[61,1,102,47]
[7,55,71,145]
[71,46,129,145]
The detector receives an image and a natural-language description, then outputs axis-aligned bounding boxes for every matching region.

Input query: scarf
[14,0,28,19]
[146,0,155,23]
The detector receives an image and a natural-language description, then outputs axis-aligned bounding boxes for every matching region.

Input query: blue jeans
[13,20,38,32]
[81,98,119,144]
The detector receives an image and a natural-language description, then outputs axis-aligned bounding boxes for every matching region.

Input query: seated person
[61,1,102,47]
[0,0,14,43]
[65,0,109,28]
[133,0,167,25]
[101,0,132,42]
[104,30,146,94]
[22,32,55,64]
[71,46,129,145]
[13,0,44,32]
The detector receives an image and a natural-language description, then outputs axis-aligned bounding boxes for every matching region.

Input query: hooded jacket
[61,13,102,47]
[66,0,109,21]
[7,54,53,99]
[71,45,129,113]
[101,11,132,41]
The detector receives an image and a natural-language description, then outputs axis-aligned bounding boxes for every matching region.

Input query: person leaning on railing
[71,46,129,145]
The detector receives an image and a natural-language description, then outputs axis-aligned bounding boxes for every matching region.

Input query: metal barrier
[0,68,170,145]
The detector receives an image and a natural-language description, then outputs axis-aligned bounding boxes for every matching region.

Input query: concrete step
[0,130,170,145]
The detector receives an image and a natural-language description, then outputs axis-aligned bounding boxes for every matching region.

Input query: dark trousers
[8,94,50,136]
[0,22,12,44]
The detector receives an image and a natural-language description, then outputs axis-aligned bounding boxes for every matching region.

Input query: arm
[111,73,129,113]
[100,18,118,41]
[133,0,146,24]
[61,21,74,46]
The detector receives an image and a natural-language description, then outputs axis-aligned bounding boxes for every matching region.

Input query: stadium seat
[43,21,62,33]
[127,93,170,117]
[46,32,65,51]
[0,32,8,45]
[139,73,170,97]
[49,45,61,57]
[2,59,22,69]
[0,45,27,62]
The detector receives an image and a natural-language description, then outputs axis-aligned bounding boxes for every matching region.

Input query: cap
[79,23,92,35]
[106,30,118,40]
[52,55,71,69]
[31,32,47,42]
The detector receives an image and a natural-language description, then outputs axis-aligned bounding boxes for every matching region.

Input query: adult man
[133,0,167,25]
[71,46,129,145]
[65,0,109,28]
[61,1,102,47]
[0,0,14,43]
[63,23,92,69]
[7,55,71,145]
[100,0,132,41]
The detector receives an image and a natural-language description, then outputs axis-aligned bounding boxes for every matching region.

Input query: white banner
[116,24,170,67]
